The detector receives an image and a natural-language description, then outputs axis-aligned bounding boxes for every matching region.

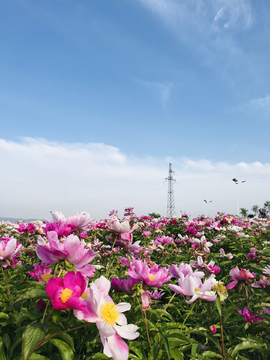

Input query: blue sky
[1,0,270,220]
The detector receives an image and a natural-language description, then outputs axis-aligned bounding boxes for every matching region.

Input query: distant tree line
[240,201,270,218]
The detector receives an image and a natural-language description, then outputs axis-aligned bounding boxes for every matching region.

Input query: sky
[1,0,270,220]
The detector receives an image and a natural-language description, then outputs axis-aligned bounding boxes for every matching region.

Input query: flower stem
[137,297,151,348]
[143,307,152,349]
[41,300,49,324]
[106,237,117,277]
[33,323,93,353]
[181,302,196,330]
[220,314,226,360]
[163,292,176,313]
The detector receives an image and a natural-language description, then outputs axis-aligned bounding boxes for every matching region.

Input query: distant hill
[0,217,45,223]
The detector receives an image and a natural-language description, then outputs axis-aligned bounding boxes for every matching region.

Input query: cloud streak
[136,79,173,107]
[138,0,254,77]
[235,94,270,115]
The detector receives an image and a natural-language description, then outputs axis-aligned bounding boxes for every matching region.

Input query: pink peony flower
[146,289,164,300]
[108,216,131,233]
[226,267,256,290]
[263,266,270,275]
[141,290,151,311]
[127,259,171,287]
[74,276,139,360]
[142,231,152,237]
[46,271,86,311]
[219,248,233,260]
[36,232,97,277]
[0,237,22,268]
[168,273,217,304]
[169,263,204,279]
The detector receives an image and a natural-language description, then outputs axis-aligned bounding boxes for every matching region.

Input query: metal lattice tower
[165,163,176,217]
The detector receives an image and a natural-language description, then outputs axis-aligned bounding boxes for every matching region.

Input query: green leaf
[148,344,160,360]
[49,339,74,360]
[216,296,222,316]
[0,338,7,360]
[14,289,49,303]
[223,305,238,323]
[129,345,147,360]
[92,353,111,359]
[29,354,50,360]
[2,333,10,351]
[22,322,47,360]
[202,351,223,358]
[231,341,267,357]
[0,312,9,320]
[170,348,184,360]
[163,336,170,360]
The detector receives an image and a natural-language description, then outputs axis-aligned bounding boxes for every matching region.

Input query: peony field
[1,207,270,360]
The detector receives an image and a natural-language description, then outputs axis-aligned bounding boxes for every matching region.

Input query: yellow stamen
[1,251,5,257]
[60,288,73,303]
[41,273,51,282]
[194,287,201,292]
[100,302,120,327]
[81,291,89,299]
[149,274,156,282]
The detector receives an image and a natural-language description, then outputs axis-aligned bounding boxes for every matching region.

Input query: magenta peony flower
[46,271,86,311]
[209,325,217,334]
[111,277,139,293]
[28,264,52,283]
[238,308,265,323]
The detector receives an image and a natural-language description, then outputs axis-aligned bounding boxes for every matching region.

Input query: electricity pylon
[166,163,176,217]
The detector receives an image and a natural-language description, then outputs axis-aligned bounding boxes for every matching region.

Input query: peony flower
[147,289,164,300]
[74,276,139,360]
[127,259,171,287]
[46,271,86,311]
[36,232,97,277]
[28,264,52,283]
[226,267,256,290]
[168,273,217,304]
[66,212,93,230]
[238,308,265,323]
[263,266,270,275]
[111,277,139,293]
[169,263,204,279]
[0,237,22,268]
[108,215,131,233]
[209,325,217,334]
[219,248,233,260]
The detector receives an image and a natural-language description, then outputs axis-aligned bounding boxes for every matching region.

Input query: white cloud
[1,137,270,220]
[236,94,270,115]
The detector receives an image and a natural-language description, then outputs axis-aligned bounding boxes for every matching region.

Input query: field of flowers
[1,208,270,360]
